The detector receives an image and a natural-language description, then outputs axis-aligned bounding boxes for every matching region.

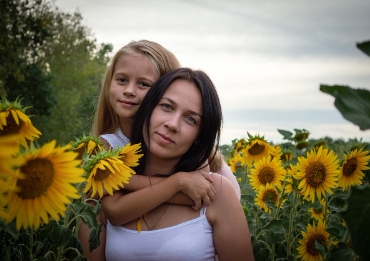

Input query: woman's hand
[175,170,216,210]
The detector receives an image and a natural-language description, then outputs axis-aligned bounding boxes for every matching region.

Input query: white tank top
[105,208,216,261]
[100,128,130,149]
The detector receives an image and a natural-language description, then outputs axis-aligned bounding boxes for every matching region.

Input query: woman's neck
[143,155,179,177]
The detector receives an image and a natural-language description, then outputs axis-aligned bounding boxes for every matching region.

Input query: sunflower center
[18,158,54,199]
[306,233,327,256]
[262,189,278,203]
[305,162,326,187]
[75,143,88,160]
[0,113,23,136]
[119,153,127,163]
[248,143,265,155]
[343,158,358,177]
[313,207,323,215]
[94,168,111,181]
[258,166,275,185]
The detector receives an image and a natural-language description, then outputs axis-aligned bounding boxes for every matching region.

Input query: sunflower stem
[323,192,329,224]
[286,189,298,256]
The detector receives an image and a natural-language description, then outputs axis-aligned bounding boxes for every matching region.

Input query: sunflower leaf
[262,219,285,235]
[49,221,74,247]
[277,129,293,140]
[357,40,370,57]
[320,85,370,130]
[88,223,103,252]
[329,242,357,261]
[314,240,327,258]
[340,185,370,260]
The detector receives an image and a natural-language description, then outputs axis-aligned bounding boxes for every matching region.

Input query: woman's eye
[160,103,172,111]
[186,116,196,125]
[117,77,127,83]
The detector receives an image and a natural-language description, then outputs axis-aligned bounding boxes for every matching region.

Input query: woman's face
[109,54,159,122]
[148,79,202,162]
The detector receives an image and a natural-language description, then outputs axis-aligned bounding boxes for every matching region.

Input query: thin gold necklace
[142,204,172,230]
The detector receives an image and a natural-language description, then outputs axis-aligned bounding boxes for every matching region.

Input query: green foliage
[320,85,370,131]
[0,0,113,145]
[341,185,370,261]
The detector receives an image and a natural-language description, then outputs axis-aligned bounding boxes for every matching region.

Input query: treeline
[0,0,112,145]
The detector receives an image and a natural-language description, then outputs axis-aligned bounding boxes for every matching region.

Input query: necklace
[142,204,172,230]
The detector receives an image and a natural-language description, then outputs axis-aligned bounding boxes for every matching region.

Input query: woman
[103,68,254,261]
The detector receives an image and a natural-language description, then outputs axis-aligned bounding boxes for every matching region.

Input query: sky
[55,0,370,145]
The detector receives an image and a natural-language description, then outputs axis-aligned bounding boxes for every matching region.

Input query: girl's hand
[175,170,216,210]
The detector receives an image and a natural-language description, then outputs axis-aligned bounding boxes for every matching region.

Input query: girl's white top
[100,128,130,149]
[105,207,216,261]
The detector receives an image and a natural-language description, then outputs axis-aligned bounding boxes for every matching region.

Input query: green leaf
[72,201,99,229]
[49,220,74,247]
[329,242,357,261]
[325,226,341,239]
[277,129,293,140]
[0,220,19,239]
[88,224,103,252]
[357,40,370,57]
[315,241,327,258]
[262,219,285,235]
[320,85,370,130]
[341,185,370,260]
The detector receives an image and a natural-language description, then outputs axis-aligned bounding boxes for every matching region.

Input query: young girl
[104,68,254,260]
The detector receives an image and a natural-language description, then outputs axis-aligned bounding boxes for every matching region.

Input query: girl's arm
[208,175,254,261]
[102,171,216,226]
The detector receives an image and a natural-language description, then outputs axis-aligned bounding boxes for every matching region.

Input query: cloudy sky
[56,0,370,145]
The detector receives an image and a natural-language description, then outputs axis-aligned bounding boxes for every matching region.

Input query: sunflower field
[222,130,370,261]
[1,41,370,260]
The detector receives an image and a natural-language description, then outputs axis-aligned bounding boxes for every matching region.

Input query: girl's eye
[160,103,172,111]
[185,116,197,125]
[138,82,151,88]
[117,77,127,83]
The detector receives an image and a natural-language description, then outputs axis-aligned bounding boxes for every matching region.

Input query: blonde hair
[91,40,181,136]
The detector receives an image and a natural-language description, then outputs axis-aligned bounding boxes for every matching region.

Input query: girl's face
[148,79,202,163]
[110,54,159,122]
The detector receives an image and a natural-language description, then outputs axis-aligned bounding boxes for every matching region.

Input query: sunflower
[84,143,142,199]
[118,143,143,167]
[4,140,85,230]
[0,134,23,178]
[295,147,339,203]
[248,155,286,191]
[270,145,283,160]
[71,135,104,160]
[284,164,300,194]
[297,220,329,261]
[0,97,41,148]
[228,153,244,173]
[338,148,370,191]
[280,150,293,163]
[242,133,273,166]
[308,198,326,221]
[255,183,280,213]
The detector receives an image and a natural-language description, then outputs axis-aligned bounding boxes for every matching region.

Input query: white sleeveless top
[100,128,130,149]
[105,208,216,261]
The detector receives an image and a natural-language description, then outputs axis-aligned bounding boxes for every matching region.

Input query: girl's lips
[156,133,174,144]
[119,100,137,107]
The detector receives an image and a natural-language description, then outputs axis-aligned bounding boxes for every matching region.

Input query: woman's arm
[102,171,216,226]
[208,175,254,261]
